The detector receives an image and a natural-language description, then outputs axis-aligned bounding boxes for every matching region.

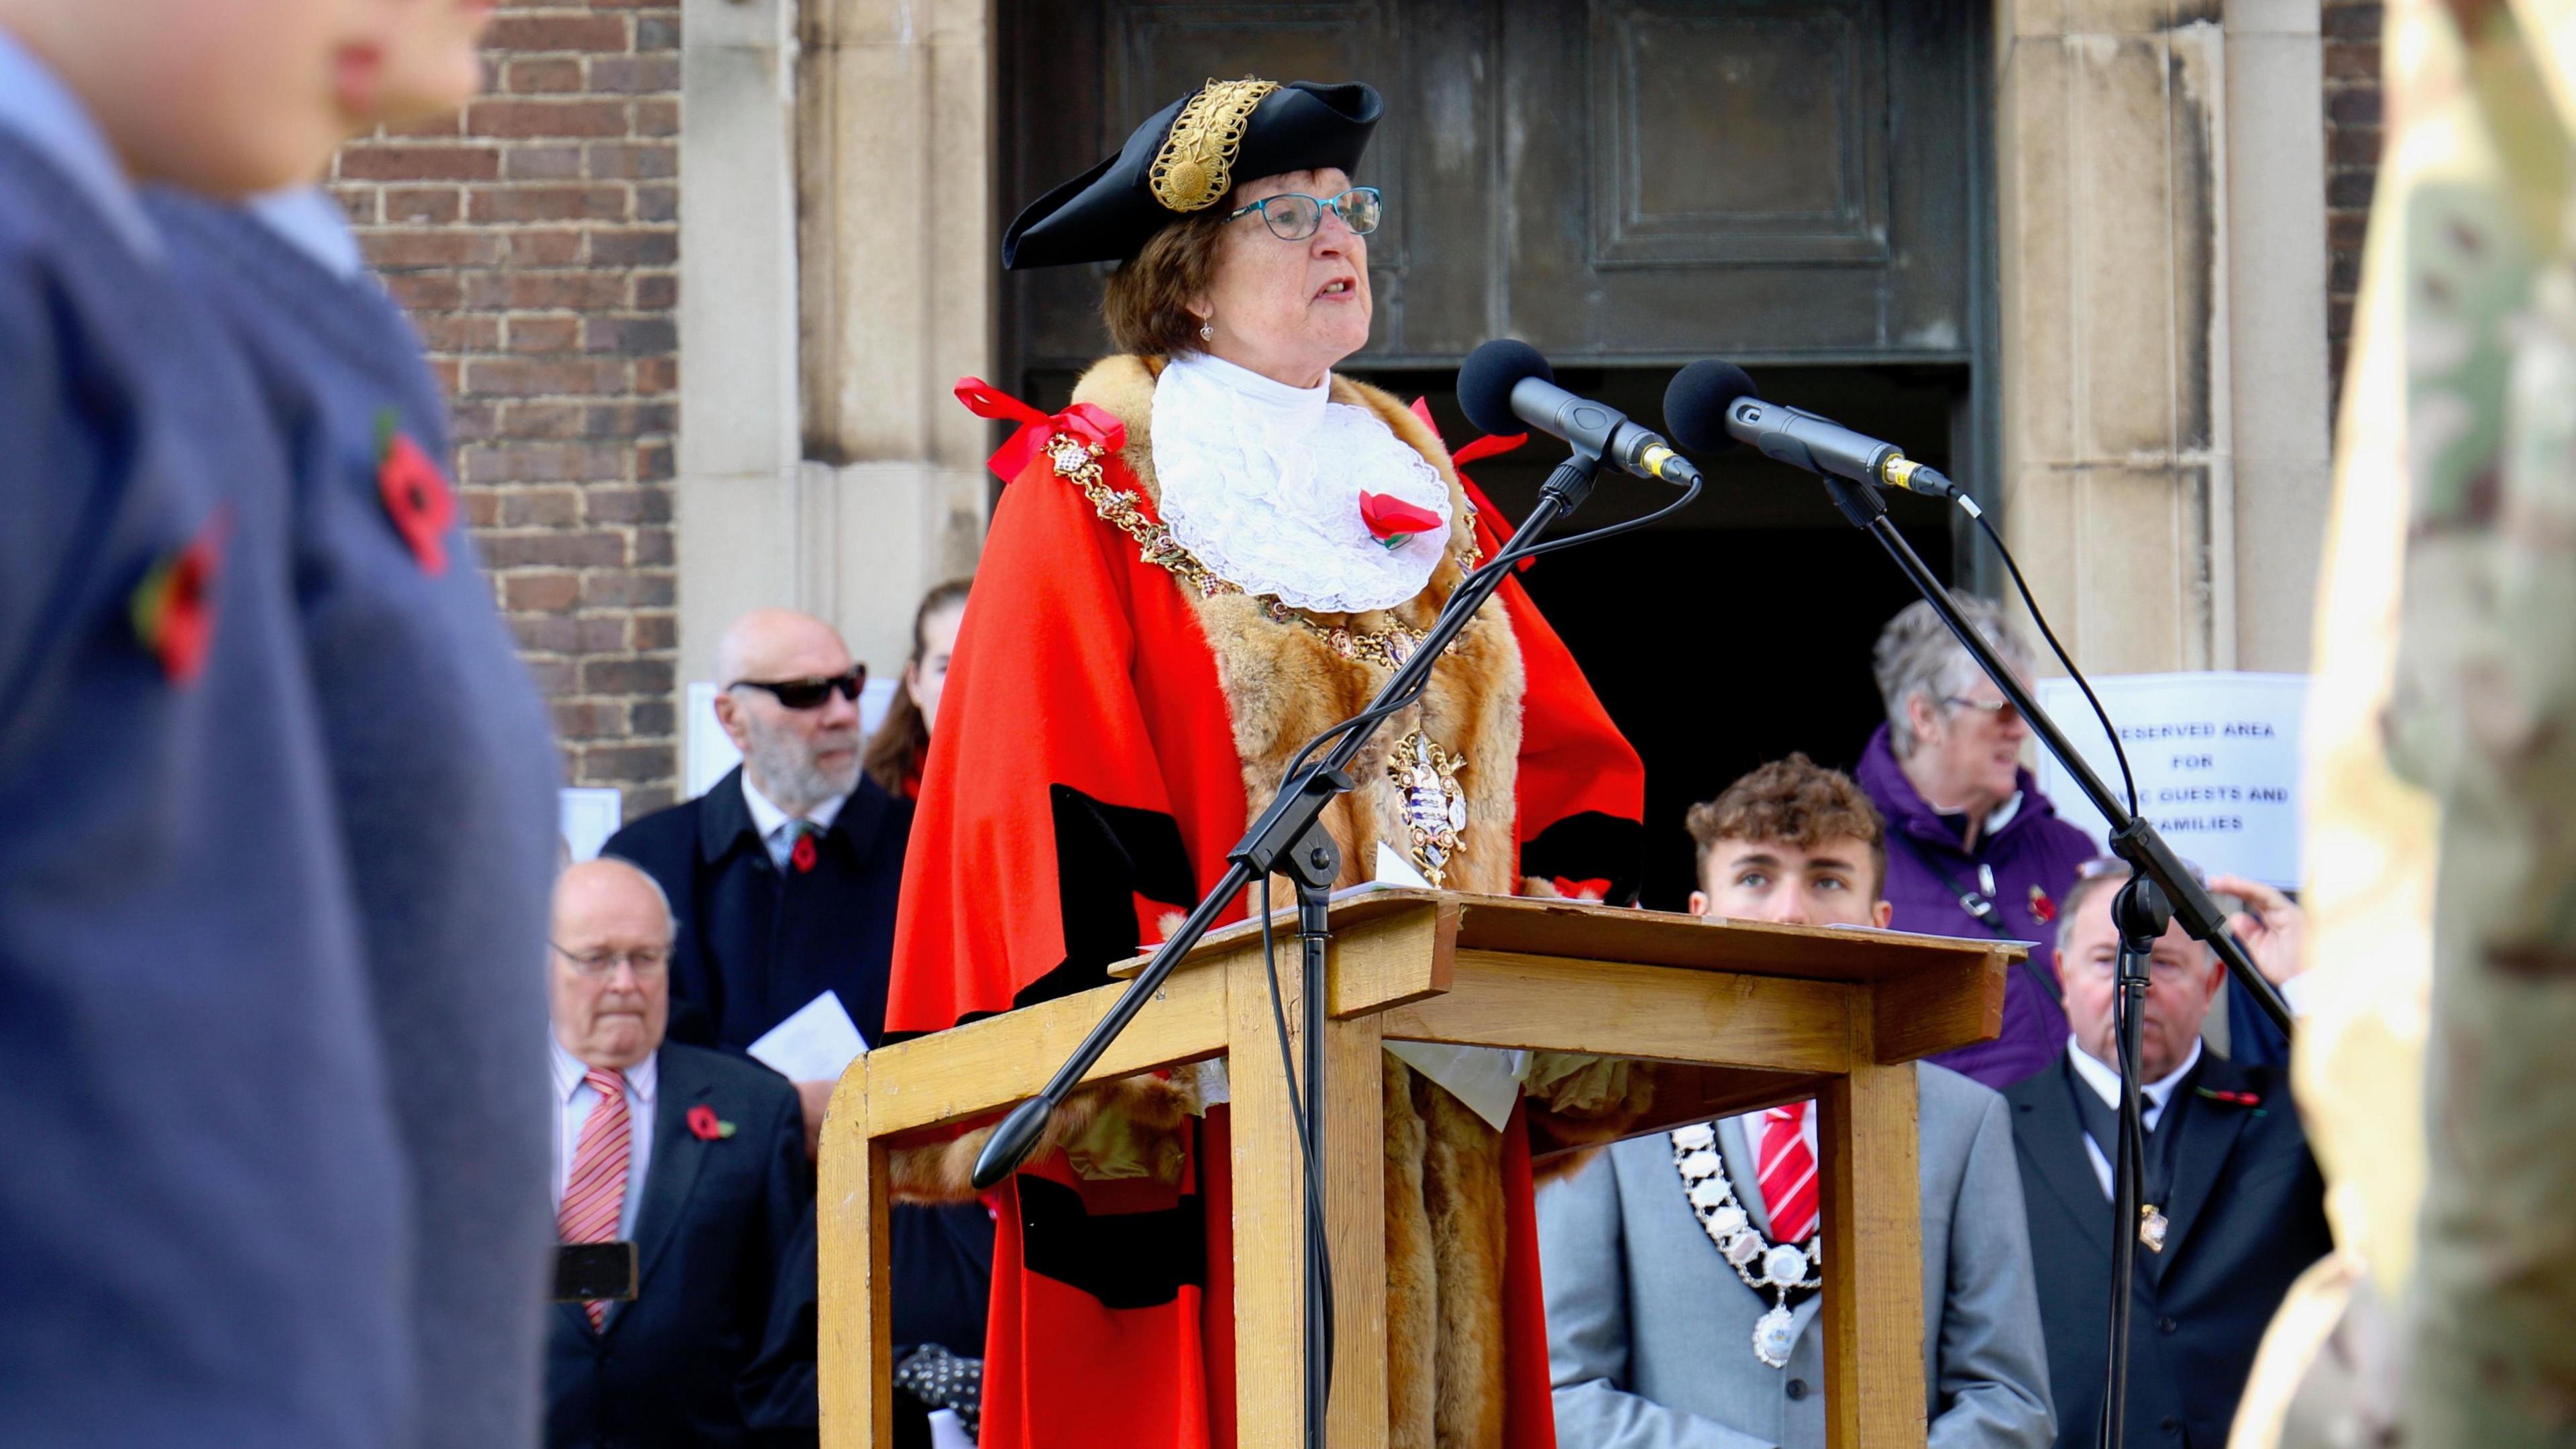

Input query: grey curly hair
[1870,596,2037,761]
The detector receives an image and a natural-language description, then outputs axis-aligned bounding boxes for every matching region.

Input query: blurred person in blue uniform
[140,3,566,1443]
[0,0,439,1442]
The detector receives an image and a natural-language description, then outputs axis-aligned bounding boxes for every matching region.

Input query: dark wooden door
[998,0,1978,372]
[994,1,1988,906]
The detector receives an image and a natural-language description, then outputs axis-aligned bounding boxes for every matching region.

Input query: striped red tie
[559,1066,631,1330]
[1758,1102,1820,1245]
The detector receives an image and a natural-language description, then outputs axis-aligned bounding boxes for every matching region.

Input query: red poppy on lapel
[130,508,229,685]
[375,411,455,576]
[790,833,818,873]
[1359,490,1442,550]
[686,1104,737,1140]
[2196,1087,2262,1108]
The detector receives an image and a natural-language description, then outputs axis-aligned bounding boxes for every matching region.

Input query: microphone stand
[1801,471,2292,1449]
[970,445,1606,1449]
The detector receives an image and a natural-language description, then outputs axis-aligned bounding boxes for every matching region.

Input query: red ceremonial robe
[888,357,1644,1449]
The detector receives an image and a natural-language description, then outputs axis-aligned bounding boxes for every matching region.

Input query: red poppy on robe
[376,411,455,576]
[129,509,228,685]
[1358,489,1442,549]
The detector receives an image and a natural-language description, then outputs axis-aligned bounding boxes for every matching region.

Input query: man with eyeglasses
[2000,858,2328,1448]
[543,858,807,1448]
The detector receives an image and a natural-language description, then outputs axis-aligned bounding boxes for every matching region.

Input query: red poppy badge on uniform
[2028,884,2057,926]
[376,411,455,576]
[130,508,229,686]
[687,1104,737,1140]
[1359,491,1442,551]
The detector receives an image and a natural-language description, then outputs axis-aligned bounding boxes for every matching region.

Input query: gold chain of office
[1044,431,1480,671]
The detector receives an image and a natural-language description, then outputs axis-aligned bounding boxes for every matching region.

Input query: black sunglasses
[727,667,866,710]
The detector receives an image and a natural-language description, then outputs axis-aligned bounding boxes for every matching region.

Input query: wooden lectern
[816,889,2020,1448]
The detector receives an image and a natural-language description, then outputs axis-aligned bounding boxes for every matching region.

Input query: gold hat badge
[1149,77,1281,213]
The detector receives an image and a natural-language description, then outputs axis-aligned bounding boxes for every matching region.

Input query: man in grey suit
[1539,756,2055,1449]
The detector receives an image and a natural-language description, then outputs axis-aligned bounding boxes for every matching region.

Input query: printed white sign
[558,787,624,863]
[2031,672,2308,890]
[684,677,900,799]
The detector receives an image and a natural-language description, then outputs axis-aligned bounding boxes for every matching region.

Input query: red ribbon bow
[1552,877,1614,902]
[376,415,455,576]
[954,377,1128,483]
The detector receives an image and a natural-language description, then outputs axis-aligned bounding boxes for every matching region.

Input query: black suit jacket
[547,1043,809,1449]
[603,766,912,1051]
[2004,1051,2332,1449]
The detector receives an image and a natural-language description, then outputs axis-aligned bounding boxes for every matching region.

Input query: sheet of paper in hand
[748,990,867,1082]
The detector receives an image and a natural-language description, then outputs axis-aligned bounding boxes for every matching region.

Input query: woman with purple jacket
[1856,598,2098,1089]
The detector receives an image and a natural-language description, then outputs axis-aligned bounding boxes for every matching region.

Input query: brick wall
[2323,0,2383,402]
[330,3,684,814]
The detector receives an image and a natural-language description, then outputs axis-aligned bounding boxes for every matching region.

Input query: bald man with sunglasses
[603,608,905,1149]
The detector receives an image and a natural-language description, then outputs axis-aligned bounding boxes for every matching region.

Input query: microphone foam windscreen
[1456,338,1552,438]
[1664,360,1760,457]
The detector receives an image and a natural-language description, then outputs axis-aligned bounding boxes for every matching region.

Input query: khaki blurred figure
[2238,1,2576,1444]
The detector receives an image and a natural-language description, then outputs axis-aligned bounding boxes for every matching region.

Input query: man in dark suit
[545,859,808,1449]
[604,607,912,1152]
[603,607,991,1444]
[2004,860,2332,1448]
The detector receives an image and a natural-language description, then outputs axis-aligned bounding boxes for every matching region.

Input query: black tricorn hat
[1002,78,1383,270]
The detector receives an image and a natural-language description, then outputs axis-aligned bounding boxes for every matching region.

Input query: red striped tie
[1758,1102,1820,1245]
[559,1066,631,1330]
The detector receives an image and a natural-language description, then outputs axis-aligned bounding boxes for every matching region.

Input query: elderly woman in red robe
[888,77,1647,1449]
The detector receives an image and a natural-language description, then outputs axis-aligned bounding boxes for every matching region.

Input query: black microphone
[1456,339,1701,487]
[1663,359,1962,501]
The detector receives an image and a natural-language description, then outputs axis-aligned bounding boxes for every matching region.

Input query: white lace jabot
[1150,351,1453,614]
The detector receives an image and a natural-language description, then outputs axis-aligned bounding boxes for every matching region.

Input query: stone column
[1993,0,2331,674]
[676,0,802,685]
[793,0,994,674]
[674,0,994,700]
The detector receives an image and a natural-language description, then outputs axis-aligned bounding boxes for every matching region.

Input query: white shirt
[741,773,849,871]
[2065,1035,2202,1197]
[246,186,365,278]
[550,1038,657,1240]
[1148,350,1454,614]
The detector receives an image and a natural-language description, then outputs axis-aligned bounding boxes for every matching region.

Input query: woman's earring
[1199,321,1216,342]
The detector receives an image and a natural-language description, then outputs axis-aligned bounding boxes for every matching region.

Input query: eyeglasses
[1942,696,2023,727]
[1226,186,1383,241]
[553,943,670,979]
[727,667,866,710]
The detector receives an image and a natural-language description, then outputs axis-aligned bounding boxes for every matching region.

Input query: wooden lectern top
[820,889,2026,1448]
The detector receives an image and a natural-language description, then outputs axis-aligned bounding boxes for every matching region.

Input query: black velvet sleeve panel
[1004,782,1199,1012]
[1519,809,1648,906]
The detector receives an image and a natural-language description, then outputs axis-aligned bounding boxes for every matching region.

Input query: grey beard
[741,724,861,816]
